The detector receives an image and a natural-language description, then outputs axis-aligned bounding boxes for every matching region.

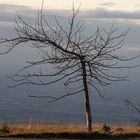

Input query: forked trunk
[81,60,92,132]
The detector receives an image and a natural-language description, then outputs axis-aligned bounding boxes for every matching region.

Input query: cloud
[81,8,140,20]
[0,4,36,24]
[0,3,30,12]
[0,3,140,47]
[1,3,140,23]
[0,4,73,24]
[99,2,116,7]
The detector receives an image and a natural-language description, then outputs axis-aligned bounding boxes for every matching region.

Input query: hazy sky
[0,0,140,124]
[0,0,140,11]
[0,1,140,88]
[0,1,140,89]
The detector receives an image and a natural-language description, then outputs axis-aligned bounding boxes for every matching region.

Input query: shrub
[101,123,112,134]
[0,123,10,135]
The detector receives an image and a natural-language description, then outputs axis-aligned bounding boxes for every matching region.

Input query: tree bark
[81,60,92,132]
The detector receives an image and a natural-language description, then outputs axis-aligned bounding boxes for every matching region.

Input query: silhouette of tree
[0,5,138,132]
[125,99,140,125]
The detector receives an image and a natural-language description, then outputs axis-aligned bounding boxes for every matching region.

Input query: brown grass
[0,124,140,138]
[6,124,86,134]
[1,123,140,135]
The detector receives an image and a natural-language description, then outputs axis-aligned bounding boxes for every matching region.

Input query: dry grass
[0,123,140,139]
[0,123,140,136]
[109,124,140,135]
[7,124,86,134]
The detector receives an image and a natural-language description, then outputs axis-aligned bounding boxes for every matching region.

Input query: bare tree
[0,5,138,132]
[125,99,140,125]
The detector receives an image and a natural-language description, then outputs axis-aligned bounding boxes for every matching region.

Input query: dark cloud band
[1,3,140,21]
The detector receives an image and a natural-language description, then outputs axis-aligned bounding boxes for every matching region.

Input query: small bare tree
[125,99,140,125]
[0,6,137,132]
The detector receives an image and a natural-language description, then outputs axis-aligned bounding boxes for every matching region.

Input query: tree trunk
[81,60,92,132]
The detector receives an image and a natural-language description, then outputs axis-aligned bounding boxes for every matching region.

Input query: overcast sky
[0,0,140,124]
[1,0,140,11]
[0,1,139,87]
[0,0,140,46]
[0,1,140,89]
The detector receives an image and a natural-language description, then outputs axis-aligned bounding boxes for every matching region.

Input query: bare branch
[125,99,140,114]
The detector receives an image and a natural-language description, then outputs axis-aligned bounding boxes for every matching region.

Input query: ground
[0,123,140,139]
